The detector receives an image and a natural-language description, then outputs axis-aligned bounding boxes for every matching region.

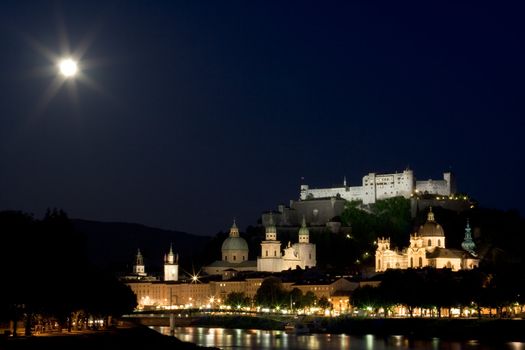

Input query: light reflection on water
[153,326,525,350]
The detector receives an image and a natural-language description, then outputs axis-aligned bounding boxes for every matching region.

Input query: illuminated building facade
[257,215,316,272]
[375,208,479,272]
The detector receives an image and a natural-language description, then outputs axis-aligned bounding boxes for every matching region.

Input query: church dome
[418,207,445,237]
[222,236,249,251]
[222,220,249,251]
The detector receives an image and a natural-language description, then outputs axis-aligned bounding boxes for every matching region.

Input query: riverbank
[172,315,525,342]
[0,321,218,350]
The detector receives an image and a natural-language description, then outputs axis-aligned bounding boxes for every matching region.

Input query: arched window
[265,250,268,257]
[428,239,432,247]
[419,257,423,267]
[309,253,311,259]
[274,251,277,256]
[225,256,227,261]
[233,255,236,261]
[410,257,414,268]
[438,239,441,247]
[378,259,381,268]
[446,261,452,268]
[387,262,390,268]
[243,256,245,261]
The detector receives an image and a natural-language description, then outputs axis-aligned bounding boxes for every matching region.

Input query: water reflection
[153,326,523,350]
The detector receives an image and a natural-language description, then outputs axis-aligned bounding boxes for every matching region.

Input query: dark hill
[72,219,211,275]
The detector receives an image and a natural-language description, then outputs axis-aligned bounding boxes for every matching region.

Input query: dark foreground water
[153,326,525,350]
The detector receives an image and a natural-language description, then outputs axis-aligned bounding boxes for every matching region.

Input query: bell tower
[133,249,146,276]
[257,213,283,272]
[164,244,179,281]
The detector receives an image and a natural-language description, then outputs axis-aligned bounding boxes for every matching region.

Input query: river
[152,326,525,350]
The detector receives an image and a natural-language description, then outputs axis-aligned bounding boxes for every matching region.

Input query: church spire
[165,243,176,264]
[461,219,477,256]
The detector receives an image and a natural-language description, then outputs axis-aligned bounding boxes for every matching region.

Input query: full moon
[58,58,78,77]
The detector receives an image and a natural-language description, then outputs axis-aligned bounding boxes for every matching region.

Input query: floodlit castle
[300,169,455,204]
[257,215,316,272]
[375,208,479,272]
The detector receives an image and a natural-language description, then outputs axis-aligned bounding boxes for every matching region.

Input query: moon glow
[58,58,78,77]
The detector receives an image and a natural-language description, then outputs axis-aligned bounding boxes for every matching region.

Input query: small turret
[298,216,309,243]
[427,206,435,222]
[229,219,240,237]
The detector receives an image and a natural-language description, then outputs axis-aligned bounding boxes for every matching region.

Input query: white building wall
[433,257,462,271]
[295,243,316,268]
[376,250,408,272]
[257,257,283,272]
[416,172,453,196]
[164,264,178,281]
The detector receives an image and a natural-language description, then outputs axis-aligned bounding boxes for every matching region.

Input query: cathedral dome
[222,220,249,252]
[418,207,445,237]
[222,236,249,251]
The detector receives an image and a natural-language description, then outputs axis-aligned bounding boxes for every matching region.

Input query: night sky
[1,1,524,236]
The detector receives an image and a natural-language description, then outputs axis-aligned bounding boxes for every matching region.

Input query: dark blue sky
[1,1,524,235]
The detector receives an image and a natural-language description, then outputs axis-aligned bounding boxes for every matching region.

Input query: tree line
[0,210,137,336]
[351,267,525,317]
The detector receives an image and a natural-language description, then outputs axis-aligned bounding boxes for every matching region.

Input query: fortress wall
[301,170,451,205]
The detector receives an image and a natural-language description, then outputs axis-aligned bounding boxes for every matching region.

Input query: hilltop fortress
[300,169,455,204]
[262,169,462,231]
